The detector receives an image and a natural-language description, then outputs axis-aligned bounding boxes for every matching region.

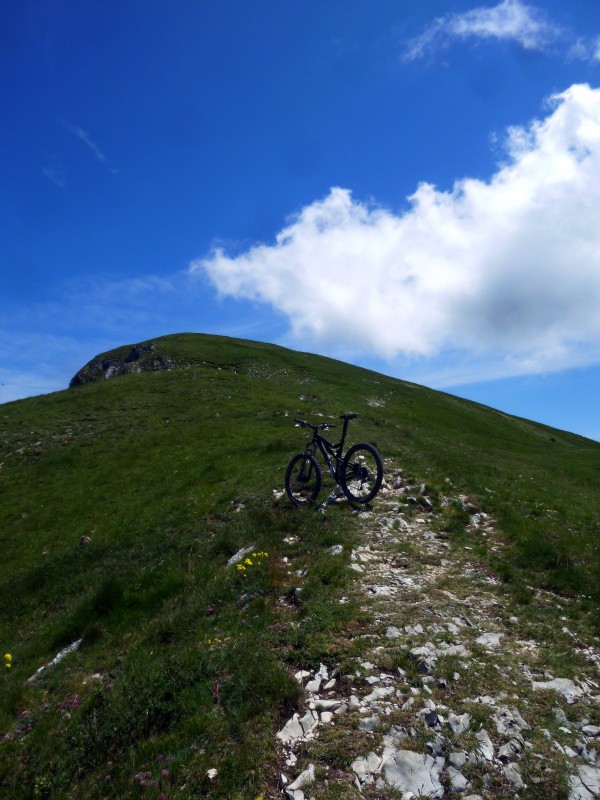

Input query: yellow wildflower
[244,558,253,566]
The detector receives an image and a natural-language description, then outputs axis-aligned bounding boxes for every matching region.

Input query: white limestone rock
[449,752,468,769]
[277,714,304,743]
[304,678,322,693]
[381,750,444,798]
[448,712,471,734]
[405,624,424,635]
[299,710,319,735]
[532,678,587,704]
[351,752,382,785]
[475,729,495,761]
[448,766,470,792]
[226,544,256,567]
[288,764,315,791]
[27,639,82,684]
[314,698,343,711]
[436,643,470,658]
[364,685,395,703]
[498,738,524,761]
[503,762,525,790]
[569,766,600,800]
[359,715,381,731]
[492,706,529,736]
[382,726,407,758]
[583,725,600,738]
[475,632,503,649]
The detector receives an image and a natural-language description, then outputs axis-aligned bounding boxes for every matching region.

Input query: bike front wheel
[339,443,383,504]
[285,453,322,507]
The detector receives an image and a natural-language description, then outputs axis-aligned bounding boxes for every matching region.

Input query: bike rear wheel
[339,443,383,504]
[285,453,322,507]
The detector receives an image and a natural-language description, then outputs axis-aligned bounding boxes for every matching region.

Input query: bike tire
[285,453,322,507]
[339,443,383,504]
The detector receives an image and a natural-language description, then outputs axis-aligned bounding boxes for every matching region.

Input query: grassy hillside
[1,333,599,798]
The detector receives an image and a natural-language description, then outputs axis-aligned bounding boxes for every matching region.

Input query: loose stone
[381,750,444,798]
[448,765,470,792]
[582,725,600,737]
[476,632,503,648]
[225,544,256,567]
[492,706,529,736]
[448,712,471,734]
[449,752,468,769]
[299,710,319,735]
[287,764,315,792]
[498,739,524,761]
[475,729,495,761]
[532,678,586,703]
[277,714,305,743]
[569,765,600,800]
[358,715,381,731]
[503,762,525,790]
[304,678,321,693]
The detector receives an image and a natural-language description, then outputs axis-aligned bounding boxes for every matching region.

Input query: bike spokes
[285,453,322,506]
[340,443,383,504]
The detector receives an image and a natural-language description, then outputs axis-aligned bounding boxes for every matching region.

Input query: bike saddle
[339,412,358,420]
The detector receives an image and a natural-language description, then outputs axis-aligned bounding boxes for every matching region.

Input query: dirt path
[275,465,600,799]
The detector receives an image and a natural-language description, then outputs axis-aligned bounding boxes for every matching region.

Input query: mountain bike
[285,412,383,507]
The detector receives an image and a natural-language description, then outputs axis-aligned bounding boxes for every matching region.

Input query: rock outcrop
[69,342,172,387]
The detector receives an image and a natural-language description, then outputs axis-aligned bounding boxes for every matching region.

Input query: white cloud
[403,0,560,61]
[192,84,600,382]
[567,35,600,64]
[64,123,119,173]
[43,165,67,188]
[72,126,108,162]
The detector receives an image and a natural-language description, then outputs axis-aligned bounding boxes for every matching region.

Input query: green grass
[1,332,600,797]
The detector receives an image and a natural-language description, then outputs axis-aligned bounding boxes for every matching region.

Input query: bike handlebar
[294,419,336,431]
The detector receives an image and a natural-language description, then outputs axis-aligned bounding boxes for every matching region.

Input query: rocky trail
[273,464,600,800]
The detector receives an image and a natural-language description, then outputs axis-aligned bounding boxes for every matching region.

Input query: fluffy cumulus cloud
[403,0,560,61]
[191,84,600,380]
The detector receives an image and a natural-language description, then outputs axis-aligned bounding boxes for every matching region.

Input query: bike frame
[303,417,353,481]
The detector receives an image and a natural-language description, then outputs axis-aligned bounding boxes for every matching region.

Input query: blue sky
[2,0,600,440]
